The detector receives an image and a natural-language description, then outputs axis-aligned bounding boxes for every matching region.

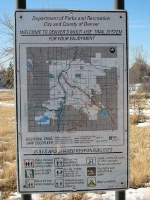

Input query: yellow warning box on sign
[88,178,96,187]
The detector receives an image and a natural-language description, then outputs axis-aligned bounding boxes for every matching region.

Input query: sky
[0,0,150,65]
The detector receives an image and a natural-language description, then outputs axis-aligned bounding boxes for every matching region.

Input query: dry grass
[0,90,14,102]
[130,92,150,100]
[129,112,148,124]
[0,91,15,164]
[129,92,150,124]
[0,105,16,166]
[0,162,16,190]
[0,162,17,199]
[43,193,86,200]
[130,125,150,188]
[0,90,16,194]
[43,193,108,200]
[130,113,140,124]
[64,193,90,200]
[0,106,15,135]
[128,92,149,190]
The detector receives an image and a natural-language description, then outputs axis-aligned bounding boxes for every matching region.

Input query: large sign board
[15,10,128,193]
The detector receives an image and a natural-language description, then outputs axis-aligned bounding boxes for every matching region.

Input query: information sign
[15,10,128,193]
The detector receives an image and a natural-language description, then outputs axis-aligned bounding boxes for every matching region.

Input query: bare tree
[129,46,148,67]
[0,14,14,88]
[129,46,149,84]
[0,14,14,66]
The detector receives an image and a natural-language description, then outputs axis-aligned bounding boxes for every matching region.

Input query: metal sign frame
[15,10,128,193]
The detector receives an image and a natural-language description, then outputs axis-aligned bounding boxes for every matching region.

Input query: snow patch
[129,108,150,116]
[7,188,150,200]
[137,120,150,127]
[7,192,21,200]
[0,101,14,107]
[0,89,13,92]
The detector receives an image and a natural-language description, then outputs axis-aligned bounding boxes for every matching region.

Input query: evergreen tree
[5,62,14,88]
[0,67,6,87]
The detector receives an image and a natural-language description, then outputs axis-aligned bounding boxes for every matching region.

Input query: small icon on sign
[55,179,64,188]
[24,179,35,188]
[25,169,34,178]
[54,158,64,167]
[87,177,96,187]
[55,168,64,178]
[86,157,96,166]
[109,47,115,53]
[24,159,34,168]
[87,167,96,176]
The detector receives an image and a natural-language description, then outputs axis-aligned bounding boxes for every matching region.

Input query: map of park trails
[27,46,119,132]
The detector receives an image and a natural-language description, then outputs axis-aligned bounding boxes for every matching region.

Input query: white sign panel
[15,10,128,193]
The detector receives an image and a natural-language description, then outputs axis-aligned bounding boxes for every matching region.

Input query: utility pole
[16,0,31,197]
[114,1,126,200]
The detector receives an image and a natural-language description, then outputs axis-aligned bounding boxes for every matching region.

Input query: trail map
[27,46,118,132]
